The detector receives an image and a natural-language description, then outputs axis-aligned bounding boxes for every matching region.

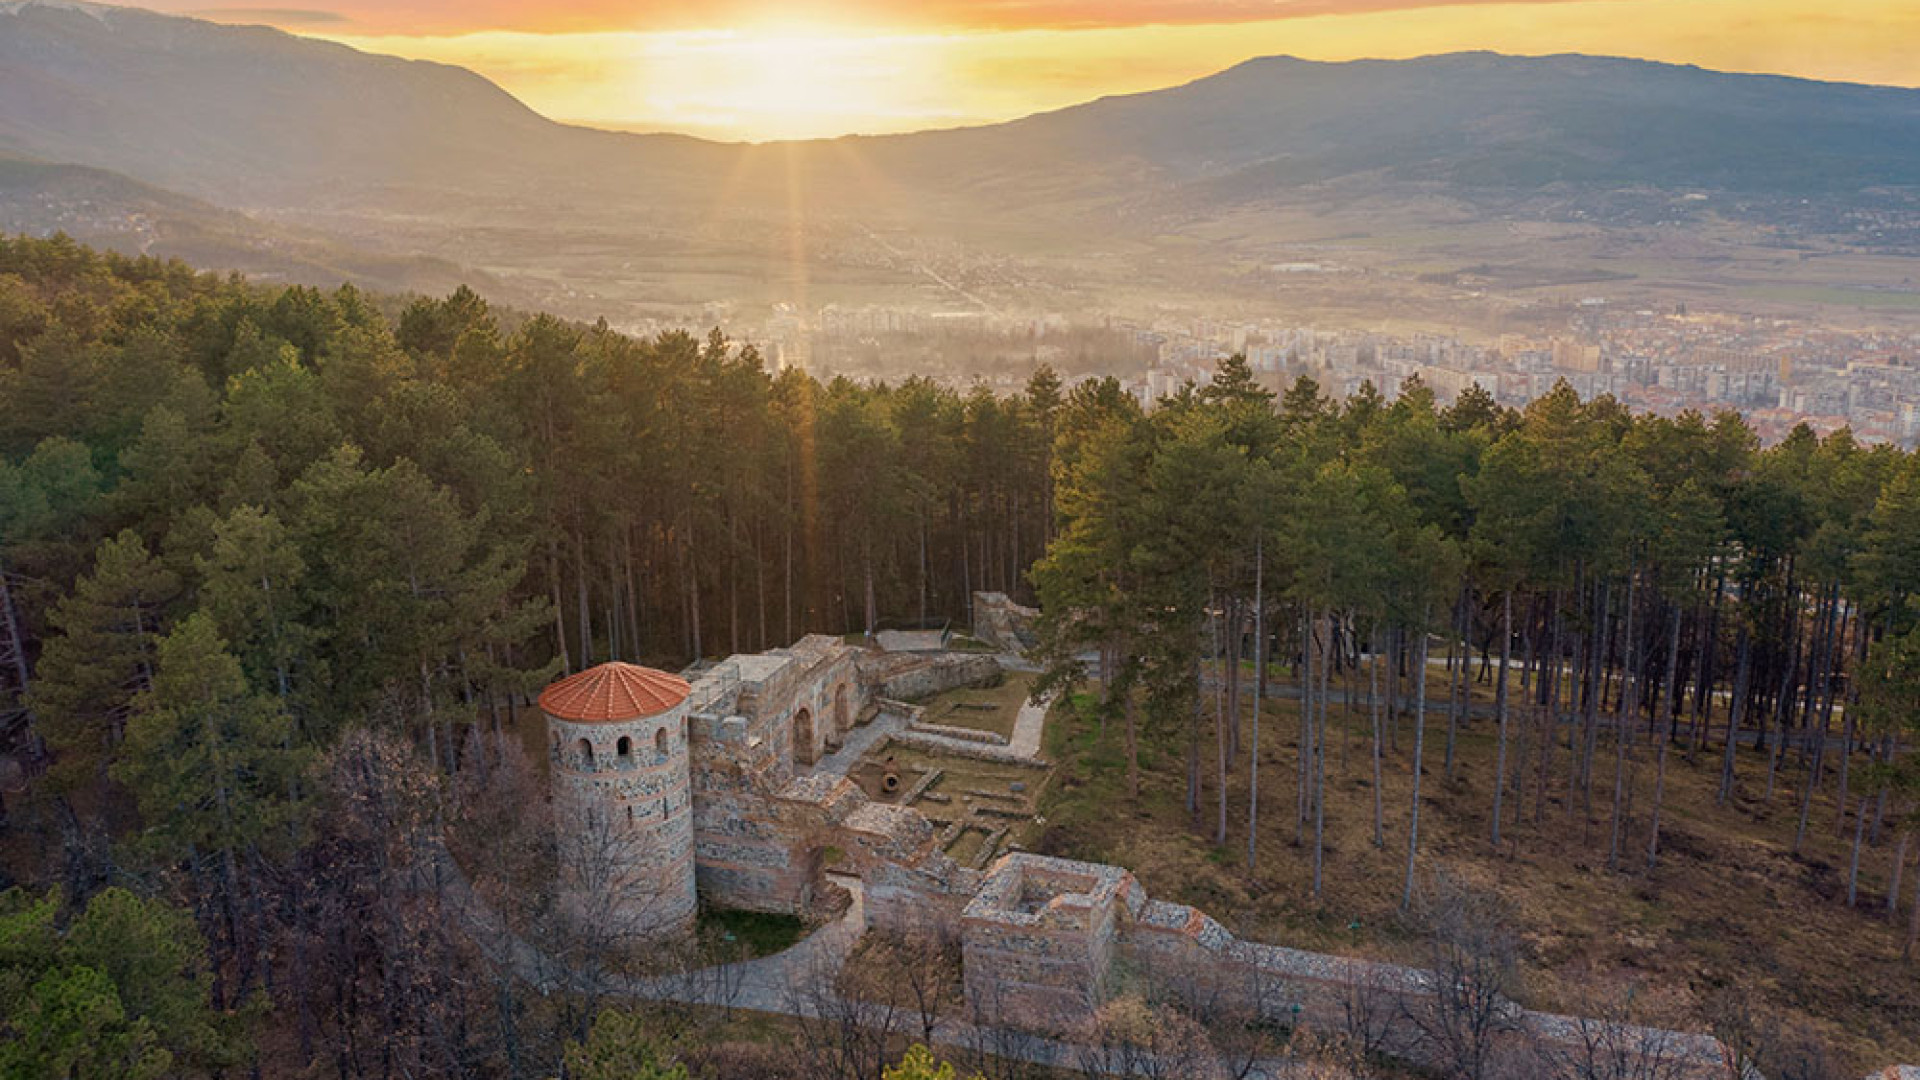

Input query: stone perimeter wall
[948,853,1734,1079]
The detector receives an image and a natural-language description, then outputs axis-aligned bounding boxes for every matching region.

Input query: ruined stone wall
[946,852,1731,1079]
[1108,888,1732,1080]
[971,591,1038,653]
[959,856,1139,1024]
[862,857,981,937]
[861,652,1003,701]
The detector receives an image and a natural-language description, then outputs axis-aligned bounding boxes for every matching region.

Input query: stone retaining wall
[861,652,1004,701]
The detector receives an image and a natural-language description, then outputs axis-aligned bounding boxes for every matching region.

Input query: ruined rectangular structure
[544,633,1737,1079]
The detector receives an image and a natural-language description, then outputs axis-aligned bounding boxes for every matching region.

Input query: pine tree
[562,1010,690,1080]
[31,531,180,779]
[0,886,239,1079]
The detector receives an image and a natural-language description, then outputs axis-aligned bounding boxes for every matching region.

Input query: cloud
[153,0,1609,36]
[188,6,347,25]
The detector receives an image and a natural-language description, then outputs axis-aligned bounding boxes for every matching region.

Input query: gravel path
[813,710,909,777]
[1006,692,1050,759]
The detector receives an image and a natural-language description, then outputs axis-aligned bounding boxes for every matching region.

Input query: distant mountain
[851,52,1920,207]
[5,2,1917,216]
[5,1,1917,323]
[0,152,512,297]
[0,0,727,207]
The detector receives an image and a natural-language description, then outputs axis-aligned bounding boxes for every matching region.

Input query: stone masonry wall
[861,652,1004,702]
[948,853,1732,1079]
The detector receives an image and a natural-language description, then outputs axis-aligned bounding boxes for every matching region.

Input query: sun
[619,24,961,142]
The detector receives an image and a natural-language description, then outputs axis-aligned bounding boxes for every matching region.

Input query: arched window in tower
[617,735,632,759]
[626,805,634,824]
[655,726,669,756]
[577,738,594,766]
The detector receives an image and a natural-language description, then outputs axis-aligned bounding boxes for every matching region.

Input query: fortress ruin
[541,612,1738,1077]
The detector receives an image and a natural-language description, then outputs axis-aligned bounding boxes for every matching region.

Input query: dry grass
[1038,682,1920,1075]
[919,671,1038,738]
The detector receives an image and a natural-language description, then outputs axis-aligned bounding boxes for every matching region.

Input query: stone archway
[794,708,816,768]
[834,683,852,736]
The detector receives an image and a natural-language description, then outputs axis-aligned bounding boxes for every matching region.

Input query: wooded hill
[3,235,1920,1074]
[0,234,1052,1075]
[1030,353,1920,932]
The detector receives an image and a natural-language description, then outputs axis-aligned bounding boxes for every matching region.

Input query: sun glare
[319,0,1920,142]
[627,27,956,142]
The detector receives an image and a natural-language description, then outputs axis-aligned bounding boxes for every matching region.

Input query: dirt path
[1006,693,1049,759]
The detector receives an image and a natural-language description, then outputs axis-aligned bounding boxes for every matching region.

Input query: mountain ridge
[6,1,1919,324]
[7,0,1920,206]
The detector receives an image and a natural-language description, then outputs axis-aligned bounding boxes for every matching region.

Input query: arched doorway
[794,708,816,768]
[834,683,852,736]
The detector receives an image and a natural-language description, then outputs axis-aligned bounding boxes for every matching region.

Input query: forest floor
[1035,678,1920,1075]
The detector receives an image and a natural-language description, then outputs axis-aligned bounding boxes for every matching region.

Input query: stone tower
[540,662,698,939]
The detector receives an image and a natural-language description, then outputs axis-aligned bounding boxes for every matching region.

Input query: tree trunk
[1312,609,1329,898]
[1248,542,1263,872]
[1717,628,1752,805]
[1766,598,1803,801]
[1847,786,1875,907]
[1445,579,1469,781]
[1538,589,1563,822]
[1215,586,1230,848]
[1891,828,1911,919]
[1609,565,1639,870]
[1580,579,1609,819]
[1371,627,1386,849]
[1492,591,1513,849]
[547,546,571,674]
[1124,672,1141,801]
[1402,621,1431,910]
[1647,603,1684,871]
[1795,583,1843,853]
[1298,610,1313,844]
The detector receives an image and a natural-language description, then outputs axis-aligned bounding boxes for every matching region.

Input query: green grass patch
[698,908,806,958]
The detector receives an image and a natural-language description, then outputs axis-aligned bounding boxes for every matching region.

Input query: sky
[147,0,1920,141]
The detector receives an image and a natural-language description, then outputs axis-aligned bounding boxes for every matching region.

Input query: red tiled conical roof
[537,662,692,723]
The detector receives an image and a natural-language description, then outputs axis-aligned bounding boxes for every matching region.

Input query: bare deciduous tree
[1072,995,1224,1080]
[1403,870,1524,1080]
[1536,980,1696,1080]
[1339,958,1411,1065]
[785,947,910,1080]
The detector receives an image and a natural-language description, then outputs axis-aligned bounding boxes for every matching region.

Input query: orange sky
[149,0,1920,140]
